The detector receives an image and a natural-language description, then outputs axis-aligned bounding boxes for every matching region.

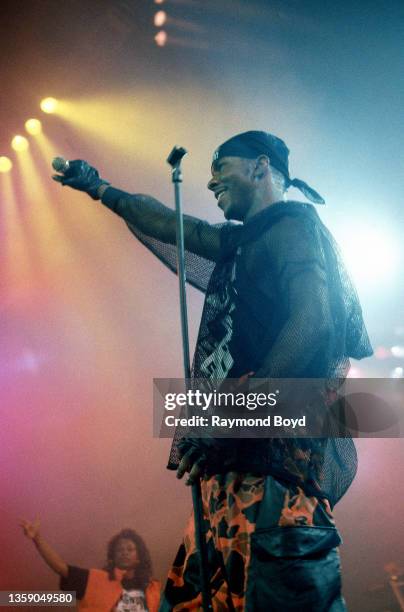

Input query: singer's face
[207,156,255,221]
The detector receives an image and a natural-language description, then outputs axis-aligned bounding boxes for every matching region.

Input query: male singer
[53,131,372,611]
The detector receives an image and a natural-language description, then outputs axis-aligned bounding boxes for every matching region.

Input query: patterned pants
[159,473,346,611]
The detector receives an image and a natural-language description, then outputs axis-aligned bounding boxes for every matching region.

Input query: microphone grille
[52,157,69,173]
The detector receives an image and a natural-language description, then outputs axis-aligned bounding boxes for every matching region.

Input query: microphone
[52,157,69,173]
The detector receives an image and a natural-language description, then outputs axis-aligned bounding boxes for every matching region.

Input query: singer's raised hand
[52,159,110,200]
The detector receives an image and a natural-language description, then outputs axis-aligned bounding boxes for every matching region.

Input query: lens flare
[40,97,59,114]
[0,156,13,172]
[25,118,42,135]
[11,135,29,152]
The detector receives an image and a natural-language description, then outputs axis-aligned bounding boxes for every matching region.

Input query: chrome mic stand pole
[167,146,213,612]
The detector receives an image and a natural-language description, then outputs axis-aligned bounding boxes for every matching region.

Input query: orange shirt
[61,565,161,612]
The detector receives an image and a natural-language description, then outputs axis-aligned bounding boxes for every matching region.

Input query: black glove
[52,160,110,200]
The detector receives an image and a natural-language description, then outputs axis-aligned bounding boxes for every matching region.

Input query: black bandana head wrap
[212,130,325,205]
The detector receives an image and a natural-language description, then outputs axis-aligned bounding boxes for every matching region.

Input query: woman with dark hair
[20,519,161,611]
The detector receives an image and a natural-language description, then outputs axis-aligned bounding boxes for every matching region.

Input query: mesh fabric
[104,191,372,507]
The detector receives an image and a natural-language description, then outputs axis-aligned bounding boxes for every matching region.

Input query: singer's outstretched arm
[100,186,222,262]
[53,160,222,261]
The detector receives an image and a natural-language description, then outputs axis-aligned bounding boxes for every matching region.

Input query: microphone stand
[167,146,213,612]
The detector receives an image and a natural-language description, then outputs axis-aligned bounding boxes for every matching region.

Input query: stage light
[339,226,398,288]
[391,346,404,358]
[391,367,403,378]
[154,11,167,27]
[40,97,59,114]
[155,0,165,4]
[25,118,42,135]
[155,31,167,47]
[0,156,13,173]
[11,135,29,152]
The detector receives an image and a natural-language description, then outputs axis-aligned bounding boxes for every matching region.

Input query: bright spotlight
[391,367,404,378]
[40,97,59,114]
[155,30,167,47]
[347,366,362,378]
[391,345,404,358]
[339,226,398,288]
[11,135,29,152]
[155,0,165,4]
[154,11,167,27]
[25,118,42,135]
[0,156,13,173]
